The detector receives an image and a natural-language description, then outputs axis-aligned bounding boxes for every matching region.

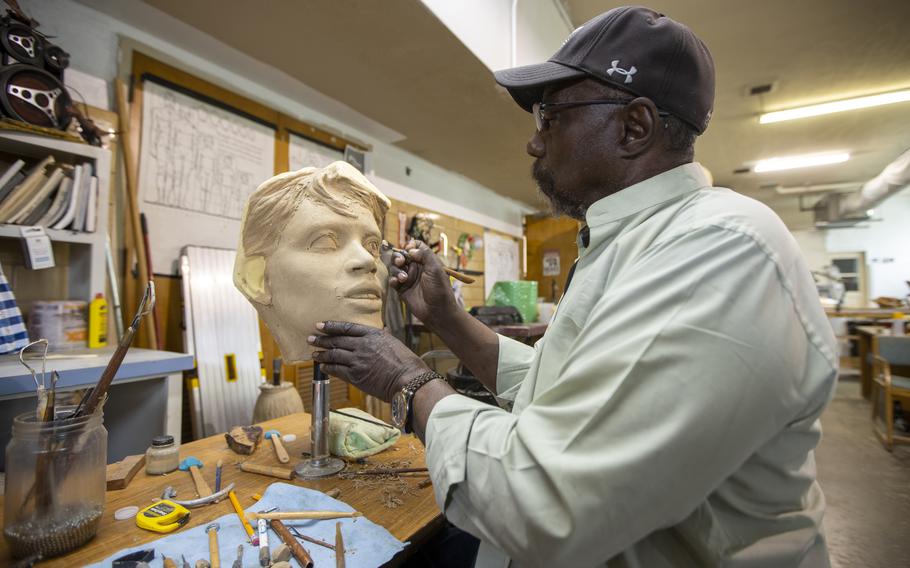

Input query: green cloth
[328,407,400,459]
[486,280,538,324]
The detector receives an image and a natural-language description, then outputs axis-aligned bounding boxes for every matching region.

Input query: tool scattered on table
[161,482,236,508]
[112,548,155,567]
[195,561,210,568]
[135,500,191,533]
[257,516,269,567]
[417,478,433,489]
[350,467,428,476]
[290,526,335,550]
[182,555,190,568]
[72,281,155,419]
[381,240,476,283]
[229,489,258,544]
[106,453,146,490]
[179,456,213,497]
[225,425,263,455]
[231,545,244,568]
[335,522,346,568]
[239,461,295,480]
[269,517,314,568]
[265,430,290,463]
[215,459,224,492]
[206,523,221,568]
[249,510,363,521]
[163,556,178,568]
[326,488,342,499]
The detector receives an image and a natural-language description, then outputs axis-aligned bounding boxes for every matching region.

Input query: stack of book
[0,155,99,232]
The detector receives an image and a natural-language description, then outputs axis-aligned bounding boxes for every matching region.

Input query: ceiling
[137,0,910,227]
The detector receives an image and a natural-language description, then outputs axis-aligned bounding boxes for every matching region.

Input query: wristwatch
[391,371,444,433]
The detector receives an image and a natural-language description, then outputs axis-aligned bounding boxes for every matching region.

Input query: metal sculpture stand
[294,363,345,478]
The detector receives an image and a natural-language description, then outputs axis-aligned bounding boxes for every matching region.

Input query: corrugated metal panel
[182,246,262,435]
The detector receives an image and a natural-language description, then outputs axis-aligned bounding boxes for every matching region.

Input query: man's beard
[532,161,587,220]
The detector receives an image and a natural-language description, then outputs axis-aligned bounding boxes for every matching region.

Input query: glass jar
[3,406,107,559]
[145,434,179,474]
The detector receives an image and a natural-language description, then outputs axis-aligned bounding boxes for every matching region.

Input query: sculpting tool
[214,459,223,492]
[206,523,221,568]
[269,518,314,568]
[290,526,335,550]
[335,522,346,568]
[249,510,362,521]
[265,430,290,463]
[257,518,269,567]
[330,409,395,429]
[228,490,257,544]
[179,456,213,497]
[351,467,428,475]
[381,241,476,284]
[231,545,243,568]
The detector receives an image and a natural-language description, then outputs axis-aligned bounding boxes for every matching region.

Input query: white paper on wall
[289,133,342,171]
[138,79,276,274]
[483,231,520,298]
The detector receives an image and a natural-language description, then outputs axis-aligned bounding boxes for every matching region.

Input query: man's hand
[389,240,459,328]
[309,321,430,402]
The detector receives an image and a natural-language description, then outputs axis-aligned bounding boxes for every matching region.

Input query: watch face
[391,390,408,429]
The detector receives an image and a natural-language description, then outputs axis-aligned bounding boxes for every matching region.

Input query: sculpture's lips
[345,286,382,300]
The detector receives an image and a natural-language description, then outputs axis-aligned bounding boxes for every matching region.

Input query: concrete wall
[24,0,529,234]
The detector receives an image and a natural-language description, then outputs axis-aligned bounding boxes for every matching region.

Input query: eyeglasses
[532,99,671,131]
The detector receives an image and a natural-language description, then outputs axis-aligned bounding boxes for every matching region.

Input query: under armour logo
[606,60,637,84]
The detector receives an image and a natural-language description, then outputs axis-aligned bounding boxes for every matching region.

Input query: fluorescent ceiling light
[753,152,850,173]
[760,89,910,123]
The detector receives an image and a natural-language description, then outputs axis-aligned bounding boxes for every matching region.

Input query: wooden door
[524,214,580,305]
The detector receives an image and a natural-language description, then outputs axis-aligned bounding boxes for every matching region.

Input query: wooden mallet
[265,430,290,464]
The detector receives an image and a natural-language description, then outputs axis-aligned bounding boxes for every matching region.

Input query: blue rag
[88,483,405,567]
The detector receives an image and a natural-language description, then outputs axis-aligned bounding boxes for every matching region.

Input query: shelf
[0,224,99,244]
[0,130,105,161]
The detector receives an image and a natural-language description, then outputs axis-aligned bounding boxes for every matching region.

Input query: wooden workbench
[0,412,443,565]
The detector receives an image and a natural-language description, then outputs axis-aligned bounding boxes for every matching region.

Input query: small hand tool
[239,461,294,479]
[265,430,290,463]
[231,545,243,568]
[269,518,314,568]
[19,339,50,421]
[195,561,210,568]
[228,489,257,544]
[335,522,346,568]
[206,523,221,568]
[290,526,335,550]
[249,510,362,521]
[214,459,224,492]
[179,456,213,497]
[181,555,190,568]
[163,556,177,568]
[381,240,476,284]
[257,517,269,567]
[166,482,235,508]
[112,549,155,567]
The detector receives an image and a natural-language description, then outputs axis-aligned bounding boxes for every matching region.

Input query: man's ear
[234,252,271,305]
[618,97,660,158]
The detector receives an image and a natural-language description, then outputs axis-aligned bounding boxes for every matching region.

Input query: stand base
[294,457,346,479]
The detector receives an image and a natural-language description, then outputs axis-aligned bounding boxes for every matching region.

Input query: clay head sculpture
[234,161,391,362]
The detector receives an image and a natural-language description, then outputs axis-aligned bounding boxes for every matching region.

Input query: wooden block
[106,454,146,490]
[225,425,263,455]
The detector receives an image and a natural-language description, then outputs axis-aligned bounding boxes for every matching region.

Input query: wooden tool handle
[189,465,213,497]
[336,522,346,568]
[252,511,362,521]
[270,519,314,568]
[272,435,290,464]
[228,490,256,540]
[443,266,475,284]
[240,461,294,480]
[163,558,177,568]
[208,529,220,568]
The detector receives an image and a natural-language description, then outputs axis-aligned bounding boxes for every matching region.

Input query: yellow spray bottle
[88,293,108,348]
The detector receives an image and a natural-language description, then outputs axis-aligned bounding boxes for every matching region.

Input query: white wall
[791,229,828,271]
[825,192,910,299]
[421,0,573,72]
[24,0,529,234]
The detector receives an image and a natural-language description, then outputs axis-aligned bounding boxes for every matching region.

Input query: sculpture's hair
[234,161,390,304]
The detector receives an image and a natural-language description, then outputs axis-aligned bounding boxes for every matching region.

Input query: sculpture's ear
[234,250,270,305]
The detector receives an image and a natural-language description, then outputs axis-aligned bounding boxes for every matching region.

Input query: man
[310,6,838,567]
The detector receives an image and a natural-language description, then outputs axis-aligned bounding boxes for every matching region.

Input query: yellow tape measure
[135,500,190,533]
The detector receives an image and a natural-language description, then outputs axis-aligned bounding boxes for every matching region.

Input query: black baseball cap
[494,6,715,134]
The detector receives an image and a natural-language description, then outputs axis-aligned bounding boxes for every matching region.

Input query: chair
[870,335,910,450]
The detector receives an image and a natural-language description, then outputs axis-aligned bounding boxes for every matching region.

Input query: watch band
[403,370,444,434]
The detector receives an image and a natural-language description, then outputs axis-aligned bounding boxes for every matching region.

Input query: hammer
[265,430,290,464]
[179,456,212,497]
[206,523,221,568]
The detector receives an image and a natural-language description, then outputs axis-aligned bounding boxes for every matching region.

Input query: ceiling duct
[814,148,910,229]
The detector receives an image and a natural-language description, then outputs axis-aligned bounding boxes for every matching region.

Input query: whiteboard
[289,132,342,171]
[483,231,520,298]
[138,79,276,274]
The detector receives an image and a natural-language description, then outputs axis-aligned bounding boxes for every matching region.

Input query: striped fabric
[0,263,29,354]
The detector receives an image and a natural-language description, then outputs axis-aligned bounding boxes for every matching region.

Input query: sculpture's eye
[364,238,381,257]
[309,233,338,251]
